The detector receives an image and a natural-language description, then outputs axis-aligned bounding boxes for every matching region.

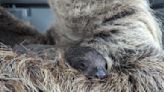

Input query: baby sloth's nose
[95,67,107,79]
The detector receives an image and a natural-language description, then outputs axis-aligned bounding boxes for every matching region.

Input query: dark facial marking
[65,46,108,79]
[102,8,135,24]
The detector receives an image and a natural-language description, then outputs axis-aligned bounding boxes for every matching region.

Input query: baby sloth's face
[65,46,107,79]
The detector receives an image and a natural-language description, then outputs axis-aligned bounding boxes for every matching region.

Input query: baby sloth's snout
[95,67,107,79]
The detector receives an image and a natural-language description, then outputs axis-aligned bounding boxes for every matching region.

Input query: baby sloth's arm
[65,46,109,79]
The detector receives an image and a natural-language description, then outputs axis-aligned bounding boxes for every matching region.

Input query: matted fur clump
[0,43,164,92]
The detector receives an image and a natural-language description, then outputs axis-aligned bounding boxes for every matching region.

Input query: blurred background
[0,0,164,33]
[0,0,55,32]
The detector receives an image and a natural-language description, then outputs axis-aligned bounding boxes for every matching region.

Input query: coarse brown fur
[1,0,164,91]
[1,44,164,92]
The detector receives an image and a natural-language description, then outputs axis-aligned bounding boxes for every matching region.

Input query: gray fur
[48,0,163,72]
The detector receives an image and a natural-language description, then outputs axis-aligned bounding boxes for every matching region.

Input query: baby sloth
[65,46,108,79]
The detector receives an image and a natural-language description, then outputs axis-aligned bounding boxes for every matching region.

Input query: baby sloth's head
[65,46,108,79]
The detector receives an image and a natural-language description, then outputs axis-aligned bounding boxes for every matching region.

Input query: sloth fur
[0,0,164,91]
[48,0,163,72]
[0,44,164,92]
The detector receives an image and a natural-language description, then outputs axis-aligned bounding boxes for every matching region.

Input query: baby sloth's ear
[64,46,109,79]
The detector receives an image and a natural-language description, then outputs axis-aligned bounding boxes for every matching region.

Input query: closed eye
[105,63,108,69]
[78,61,88,71]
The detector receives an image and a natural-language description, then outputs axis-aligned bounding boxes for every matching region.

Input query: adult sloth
[48,0,163,75]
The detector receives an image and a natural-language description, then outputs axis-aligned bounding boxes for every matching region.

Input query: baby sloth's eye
[105,63,108,69]
[78,61,88,71]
